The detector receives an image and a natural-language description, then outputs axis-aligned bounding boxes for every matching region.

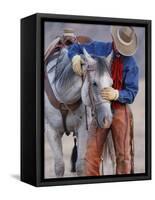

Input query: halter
[83,61,110,128]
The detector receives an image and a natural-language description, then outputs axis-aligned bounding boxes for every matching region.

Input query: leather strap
[45,70,81,134]
[45,70,82,111]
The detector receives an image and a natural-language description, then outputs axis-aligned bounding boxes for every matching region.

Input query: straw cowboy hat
[111,26,138,56]
[63,28,76,37]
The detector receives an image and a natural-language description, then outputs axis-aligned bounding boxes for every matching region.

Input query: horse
[45,47,113,177]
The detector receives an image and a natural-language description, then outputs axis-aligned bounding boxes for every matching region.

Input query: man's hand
[72,55,84,76]
[101,87,119,101]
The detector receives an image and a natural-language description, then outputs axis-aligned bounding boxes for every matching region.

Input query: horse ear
[106,51,113,65]
[83,48,95,64]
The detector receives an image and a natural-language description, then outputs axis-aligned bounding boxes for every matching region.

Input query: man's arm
[68,41,112,59]
[68,43,83,59]
[118,58,139,104]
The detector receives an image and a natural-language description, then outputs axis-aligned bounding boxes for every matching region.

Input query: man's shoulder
[93,41,112,47]
[93,41,112,56]
[123,56,138,70]
[123,55,137,65]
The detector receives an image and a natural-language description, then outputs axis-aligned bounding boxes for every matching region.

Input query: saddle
[44,35,92,135]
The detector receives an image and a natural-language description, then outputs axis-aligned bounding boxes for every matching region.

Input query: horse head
[81,48,113,128]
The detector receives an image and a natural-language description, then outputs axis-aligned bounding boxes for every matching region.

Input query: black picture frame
[21,13,151,187]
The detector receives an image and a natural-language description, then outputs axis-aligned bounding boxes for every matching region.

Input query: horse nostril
[103,118,111,128]
[93,81,97,87]
[91,112,95,117]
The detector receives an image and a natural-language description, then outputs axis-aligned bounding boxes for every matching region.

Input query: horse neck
[53,67,82,104]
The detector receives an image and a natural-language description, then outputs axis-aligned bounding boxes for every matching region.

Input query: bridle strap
[85,62,110,128]
[85,65,96,116]
[81,67,89,131]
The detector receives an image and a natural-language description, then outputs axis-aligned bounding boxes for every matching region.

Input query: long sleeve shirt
[68,41,139,104]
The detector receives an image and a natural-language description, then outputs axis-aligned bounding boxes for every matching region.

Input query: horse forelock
[94,56,109,77]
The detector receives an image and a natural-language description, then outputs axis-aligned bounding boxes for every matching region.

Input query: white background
[0,0,154,199]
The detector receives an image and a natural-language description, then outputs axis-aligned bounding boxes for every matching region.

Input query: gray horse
[45,48,113,177]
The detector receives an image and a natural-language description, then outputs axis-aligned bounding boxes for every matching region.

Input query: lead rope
[81,64,89,131]
[86,67,96,120]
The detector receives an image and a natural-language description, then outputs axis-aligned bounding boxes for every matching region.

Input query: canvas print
[44,21,145,179]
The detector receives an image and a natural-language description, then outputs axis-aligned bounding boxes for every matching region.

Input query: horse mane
[52,51,109,90]
[93,56,109,76]
[53,49,75,89]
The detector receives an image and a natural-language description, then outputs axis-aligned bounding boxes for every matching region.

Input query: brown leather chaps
[84,105,134,176]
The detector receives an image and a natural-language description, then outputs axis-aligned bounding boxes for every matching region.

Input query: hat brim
[111,26,138,56]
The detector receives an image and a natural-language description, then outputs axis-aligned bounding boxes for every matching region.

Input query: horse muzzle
[102,116,112,128]
[95,104,113,129]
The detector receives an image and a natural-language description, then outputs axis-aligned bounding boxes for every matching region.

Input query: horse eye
[93,81,97,87]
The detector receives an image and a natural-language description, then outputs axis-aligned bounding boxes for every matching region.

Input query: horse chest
[45,94,83,132]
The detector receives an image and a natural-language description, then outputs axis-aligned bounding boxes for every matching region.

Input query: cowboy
[68,26,139,175]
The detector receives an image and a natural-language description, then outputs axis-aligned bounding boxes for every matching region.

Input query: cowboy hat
[63,28,76,37]
[111,26,138,56]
